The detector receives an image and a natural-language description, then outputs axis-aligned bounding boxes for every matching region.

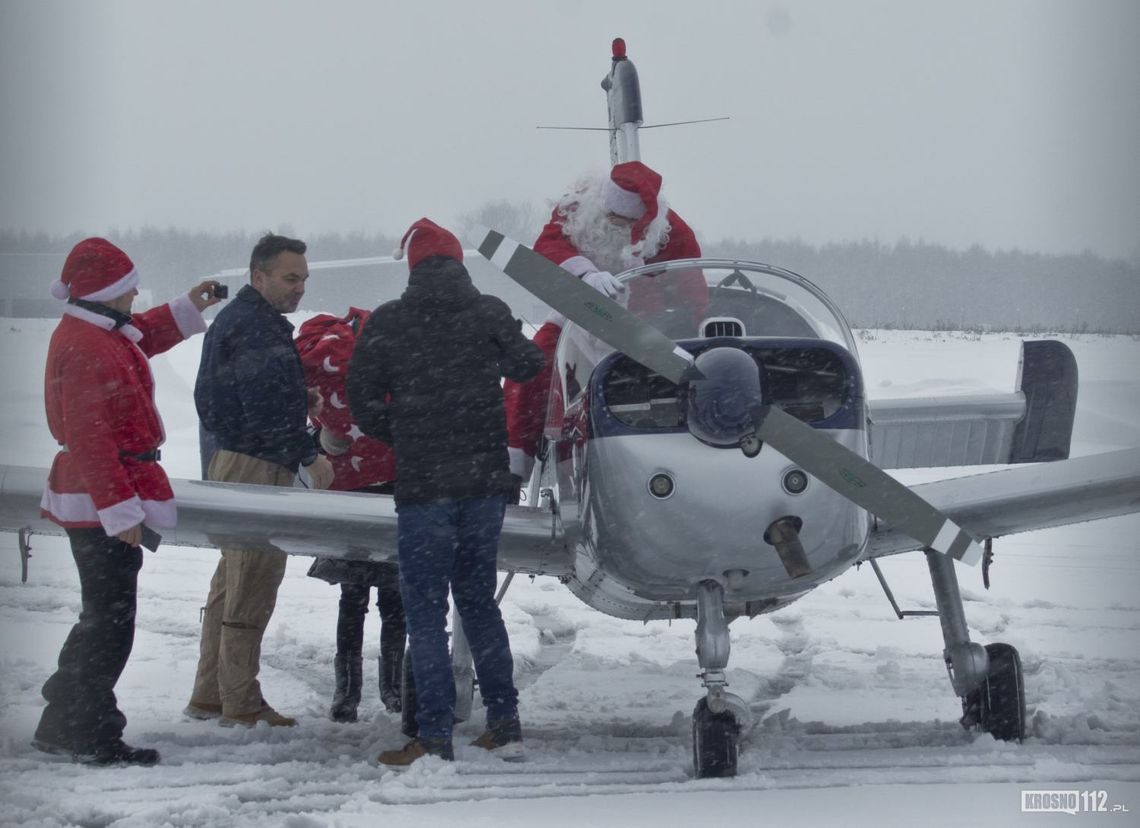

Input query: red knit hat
[51,237,139,301]
[604,161,664,245]
[392,218,464,270]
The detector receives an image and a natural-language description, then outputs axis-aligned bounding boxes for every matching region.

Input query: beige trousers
[189,450,294,716]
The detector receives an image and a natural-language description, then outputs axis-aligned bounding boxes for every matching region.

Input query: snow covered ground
[1,319,1138,827]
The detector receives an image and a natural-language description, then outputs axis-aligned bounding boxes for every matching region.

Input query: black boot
[331,584,369,723]
[379,653,402,713]
[376,563,407,714]
[330,652,362,723]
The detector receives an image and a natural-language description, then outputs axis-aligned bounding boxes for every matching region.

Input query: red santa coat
[504,207,706,478]
[41,296,206,536]
[295,309,396,491]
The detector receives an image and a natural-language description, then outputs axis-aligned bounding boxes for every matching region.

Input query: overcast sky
[2,0,1138,259]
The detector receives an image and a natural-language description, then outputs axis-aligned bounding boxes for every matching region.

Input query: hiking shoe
[83,739,160,767]
[219,702,297,728]
[377,737,454,766]
[470,718,525,759]
[183,701,223,720]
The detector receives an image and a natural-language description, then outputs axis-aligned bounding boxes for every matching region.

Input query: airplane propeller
[473,227,984,567]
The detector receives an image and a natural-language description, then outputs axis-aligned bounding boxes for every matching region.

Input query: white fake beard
[558,178,644,274]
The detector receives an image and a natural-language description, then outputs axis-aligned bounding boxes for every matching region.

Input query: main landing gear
[923,550,1026,743]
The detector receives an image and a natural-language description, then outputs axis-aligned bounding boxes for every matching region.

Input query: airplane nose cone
[686,347,766,447]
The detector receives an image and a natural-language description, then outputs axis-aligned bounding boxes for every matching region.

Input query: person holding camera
[185,232,334,729]
[34,237,221,765]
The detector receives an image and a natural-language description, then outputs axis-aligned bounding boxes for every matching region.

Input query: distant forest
[2,221,1137,333]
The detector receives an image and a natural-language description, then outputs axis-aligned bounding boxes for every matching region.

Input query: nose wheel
[692,697,740,778]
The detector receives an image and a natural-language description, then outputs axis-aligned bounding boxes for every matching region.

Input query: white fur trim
[63,302,116,330]
[120,324,143,344]
[61,299,143,342]
[508,447,535,479]
[543,309,567,327]
[558,256,599,278]
[98,497,149,536]
[78,267,140,302]
[604,178,646,219]
[41,488,176,534]
[168,293,207,339]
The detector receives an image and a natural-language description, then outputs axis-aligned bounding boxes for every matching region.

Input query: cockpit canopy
[551,261,861,431]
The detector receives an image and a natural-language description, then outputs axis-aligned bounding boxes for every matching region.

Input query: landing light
[648,473,675,499]
[782,469,809,495]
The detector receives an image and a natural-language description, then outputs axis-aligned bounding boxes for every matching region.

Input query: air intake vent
[700,317,745,338]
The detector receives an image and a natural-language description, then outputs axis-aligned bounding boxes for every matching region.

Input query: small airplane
[3,38,1139,779]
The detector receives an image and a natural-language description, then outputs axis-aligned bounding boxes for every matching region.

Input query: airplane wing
[868,340,1077,469]
[0,465,574,578]
[863,447,1140,560]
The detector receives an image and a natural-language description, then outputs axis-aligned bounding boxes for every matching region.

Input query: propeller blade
[754,404,983,565]
[472,227,701,384]
[473,225,979,565]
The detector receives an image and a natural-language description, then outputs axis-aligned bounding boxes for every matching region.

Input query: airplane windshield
[617,259,858,352]
[553,259,860,416]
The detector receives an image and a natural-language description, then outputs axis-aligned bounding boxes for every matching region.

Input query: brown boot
[377,737,454,766]
[219,701,297,728]
[183,701,223,720]
[470,718,525,760]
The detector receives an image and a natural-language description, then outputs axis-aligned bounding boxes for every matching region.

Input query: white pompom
[392,247,405,260]
[50,280,70,300]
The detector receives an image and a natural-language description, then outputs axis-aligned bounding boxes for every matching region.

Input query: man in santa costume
[35,237,222,765]
[503,160,707,493]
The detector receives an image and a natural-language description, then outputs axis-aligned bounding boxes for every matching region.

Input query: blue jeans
[396,495,518,741]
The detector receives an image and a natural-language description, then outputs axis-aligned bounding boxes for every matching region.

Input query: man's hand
[116,523,143,546]
[582,270,626,299]
[304,454,335,490]
[189,280,226,312]
[307,387,324,417]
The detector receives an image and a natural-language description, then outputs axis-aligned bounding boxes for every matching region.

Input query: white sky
[2,0,1138,259]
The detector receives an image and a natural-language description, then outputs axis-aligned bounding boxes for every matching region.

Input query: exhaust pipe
[765,516,812,578]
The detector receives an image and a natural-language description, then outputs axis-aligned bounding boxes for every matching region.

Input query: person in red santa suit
[294,308,407,723]
[502,160,707,494]
[35,237,222,765]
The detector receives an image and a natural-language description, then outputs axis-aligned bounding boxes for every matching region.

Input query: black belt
[121,449,161,462]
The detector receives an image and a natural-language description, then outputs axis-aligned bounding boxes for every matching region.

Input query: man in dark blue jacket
[185,233,334,729]
[348,218,542,765]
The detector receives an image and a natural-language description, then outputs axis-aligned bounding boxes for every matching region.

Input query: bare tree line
[2,207,1137,334]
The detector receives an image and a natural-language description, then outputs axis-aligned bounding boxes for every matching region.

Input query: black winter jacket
[347,257,543,504]
[194,285,316,472]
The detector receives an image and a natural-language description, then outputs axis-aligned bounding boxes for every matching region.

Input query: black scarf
[69,297,133,330]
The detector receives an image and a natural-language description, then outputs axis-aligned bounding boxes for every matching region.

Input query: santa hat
[392,218,464,270]
[50,237,139,301]
[603,161,664,245]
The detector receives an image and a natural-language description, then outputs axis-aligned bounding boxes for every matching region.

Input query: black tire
[691,697,740,778]
[977,642,1026,742]
[399,650,418,738]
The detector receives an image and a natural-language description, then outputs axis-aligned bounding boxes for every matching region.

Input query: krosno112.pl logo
[1021,790,1129,814]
